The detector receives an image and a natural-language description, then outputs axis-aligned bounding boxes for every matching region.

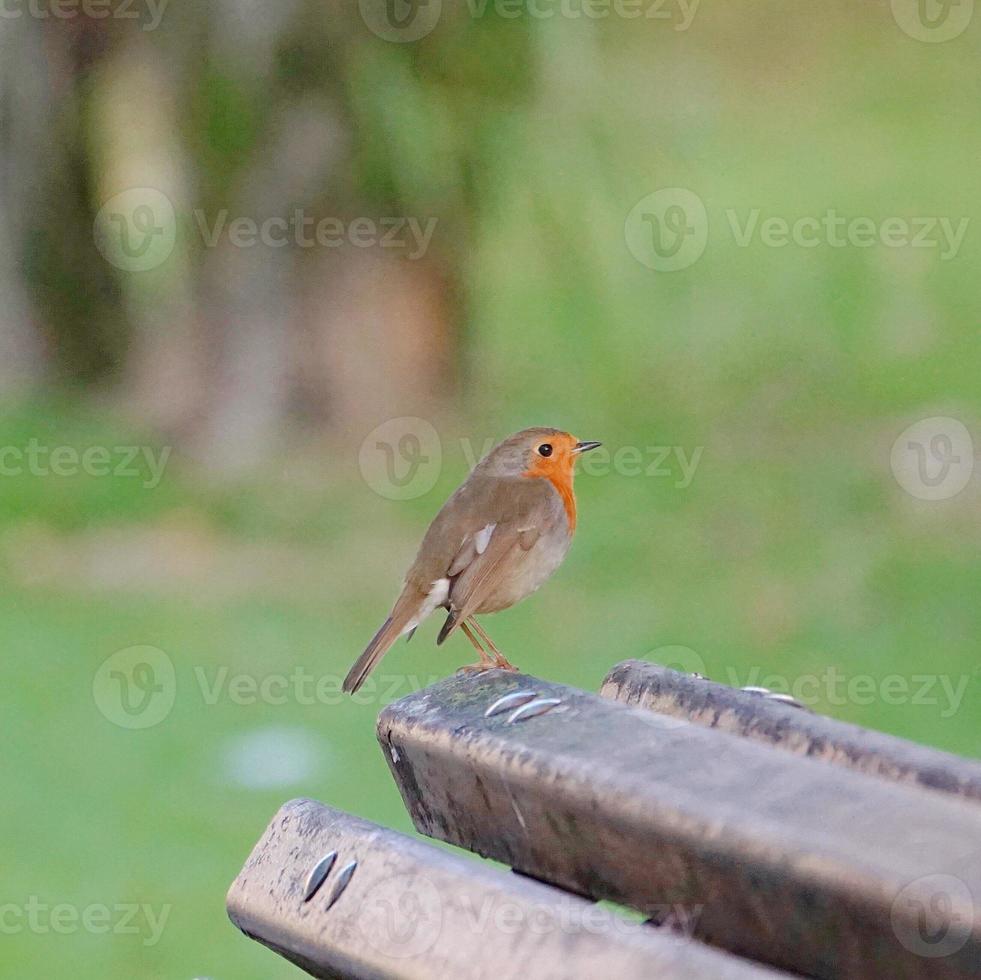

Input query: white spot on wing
[401,577,450,634]
[429,577,450,605]
[475,523,496,555]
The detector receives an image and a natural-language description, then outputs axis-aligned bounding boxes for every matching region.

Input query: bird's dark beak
[573,441,602,454]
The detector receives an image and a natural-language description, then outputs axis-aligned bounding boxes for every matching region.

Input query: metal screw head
[507,698,563,725]
[741,685,813,713]
[303,851,337,903]
[485,690,539,718]
[766,692,812,712]
[325,861,358,911]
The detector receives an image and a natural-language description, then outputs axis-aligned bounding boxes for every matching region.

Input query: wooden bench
[228,661,981,979]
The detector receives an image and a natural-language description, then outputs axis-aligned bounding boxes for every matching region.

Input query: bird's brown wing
[444,523,540,626]
[450,532,516,617]
[405,473,548,588]
[434,484,551,644]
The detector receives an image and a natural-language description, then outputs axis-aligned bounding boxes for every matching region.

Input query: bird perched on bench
[343,427,602,694]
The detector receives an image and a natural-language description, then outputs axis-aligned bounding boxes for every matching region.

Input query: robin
[343,427,602,694]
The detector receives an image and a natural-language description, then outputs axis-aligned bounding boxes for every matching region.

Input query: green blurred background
[2,0,979,976]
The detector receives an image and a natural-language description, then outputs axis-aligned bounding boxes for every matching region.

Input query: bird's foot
[457,654,518,675]
[455,659,518,673]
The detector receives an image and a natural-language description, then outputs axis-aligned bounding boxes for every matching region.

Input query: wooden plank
[601,659,981,803]
[378,670,981,980]
[226,798,789,980]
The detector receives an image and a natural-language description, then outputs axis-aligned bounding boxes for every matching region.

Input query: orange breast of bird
[522,436,579,532]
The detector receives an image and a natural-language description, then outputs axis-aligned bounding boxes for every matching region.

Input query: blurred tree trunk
[300,247,453,435]
[185,8,338,473]
[88,35,202,434]
[3,0,461,461]
[0,19,49,394]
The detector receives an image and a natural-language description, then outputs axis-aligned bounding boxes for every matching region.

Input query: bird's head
[482,427,602,481]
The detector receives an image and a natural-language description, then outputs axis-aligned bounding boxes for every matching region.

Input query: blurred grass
[4,4,981,978]
[2,396,978,977]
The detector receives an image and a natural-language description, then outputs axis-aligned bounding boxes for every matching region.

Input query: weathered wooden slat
[378,670,981,980]
[227,798,789,980]
[601,659,981,803]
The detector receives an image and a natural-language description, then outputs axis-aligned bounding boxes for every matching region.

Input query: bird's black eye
[538,443,553,457]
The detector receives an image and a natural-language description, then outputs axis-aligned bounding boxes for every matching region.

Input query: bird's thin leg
[468,617,517,671]
[456,620,497,674]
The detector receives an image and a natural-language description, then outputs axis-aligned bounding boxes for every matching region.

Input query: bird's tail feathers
[436,609,460,645]
[343,590,424,694]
